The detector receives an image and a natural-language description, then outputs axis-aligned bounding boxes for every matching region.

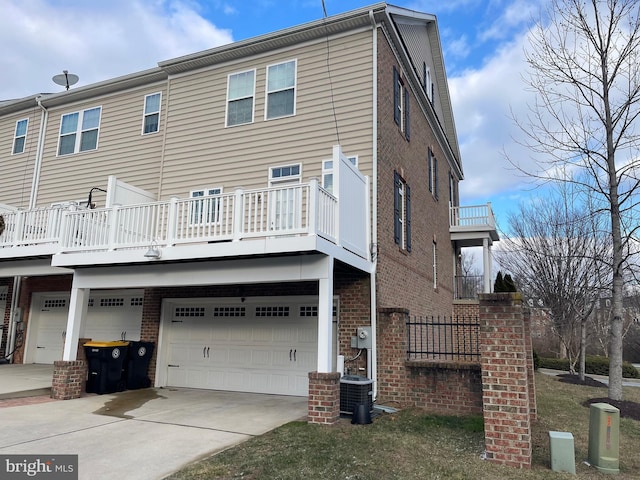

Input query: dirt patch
[557,374,640,421]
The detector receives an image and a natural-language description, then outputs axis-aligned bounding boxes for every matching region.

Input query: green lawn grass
[166,373,640,479]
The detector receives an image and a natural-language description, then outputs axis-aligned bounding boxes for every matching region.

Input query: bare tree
[496,187,608,381]
[515,0,640,400]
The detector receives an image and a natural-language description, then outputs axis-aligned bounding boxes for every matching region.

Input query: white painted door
[165,298,318,396]
[29,291,143,364]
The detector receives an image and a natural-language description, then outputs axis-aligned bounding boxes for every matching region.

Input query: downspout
[6,96,47,362]
[368,9,379,398]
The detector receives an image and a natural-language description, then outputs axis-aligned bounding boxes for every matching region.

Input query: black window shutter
[406,183,411,252]
[422,62,427,91]
[434,157,439,199]
[428,149,433,193]
[404,88,410,141]
[393,171,400,245]
[393,67,400,126]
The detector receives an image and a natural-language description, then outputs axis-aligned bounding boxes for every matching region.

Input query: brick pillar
[376,308,410,407]
[521,308,537,422]
[479,293,532,469]
[308,371,340,425]
[51,361,85,400]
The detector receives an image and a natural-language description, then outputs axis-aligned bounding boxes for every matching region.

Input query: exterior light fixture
[144,241,161,259]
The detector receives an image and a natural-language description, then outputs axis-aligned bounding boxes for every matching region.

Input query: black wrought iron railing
[407,316,480,362]
[454,275,483,300]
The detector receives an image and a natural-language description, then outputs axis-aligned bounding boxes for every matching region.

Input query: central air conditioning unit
[340,375,374,415]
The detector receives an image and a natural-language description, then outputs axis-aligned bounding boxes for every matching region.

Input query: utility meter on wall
[356,326,372,349]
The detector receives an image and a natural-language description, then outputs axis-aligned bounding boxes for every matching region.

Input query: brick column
[308,371,340,424]
[51,361,85,400]
[376,307,410,407]
[479,293,532,469]
[51,337,91,400]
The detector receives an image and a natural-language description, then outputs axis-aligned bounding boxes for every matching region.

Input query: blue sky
[0,0,544,231]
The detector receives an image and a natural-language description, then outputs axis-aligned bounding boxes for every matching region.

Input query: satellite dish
[52,70,79,91]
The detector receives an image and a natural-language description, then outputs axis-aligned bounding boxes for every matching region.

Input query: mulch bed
[557,373,640,421]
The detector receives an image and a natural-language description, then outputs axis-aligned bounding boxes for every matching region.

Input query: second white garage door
[163,297,324,397]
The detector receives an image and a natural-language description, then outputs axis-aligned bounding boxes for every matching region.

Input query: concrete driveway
[0,366,308,479]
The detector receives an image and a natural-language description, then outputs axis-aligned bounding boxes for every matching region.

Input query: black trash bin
[84,341,129,394]
[125,341,155,389]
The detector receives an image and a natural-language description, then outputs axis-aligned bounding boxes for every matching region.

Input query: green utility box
[549,431,576,474]
[588,403,620,474]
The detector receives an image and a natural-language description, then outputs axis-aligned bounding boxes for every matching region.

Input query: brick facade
[51,360,85,400]
[479,293,533,469]
[375,32,456,318]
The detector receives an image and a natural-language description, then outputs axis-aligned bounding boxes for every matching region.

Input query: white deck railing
[0,181,343,254]
[449,203,496,229]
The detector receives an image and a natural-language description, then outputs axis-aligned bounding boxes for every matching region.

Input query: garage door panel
[165,298,324,396]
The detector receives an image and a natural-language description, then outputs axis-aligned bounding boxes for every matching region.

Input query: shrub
[537,355,640,379]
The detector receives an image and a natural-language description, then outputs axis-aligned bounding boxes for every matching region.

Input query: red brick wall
[307,371,341,424]
[479,293,533,469]
[453,300,479,319]
[375,30,455,318]
[0,278,12,358]
[51,360,85,400]
[376,307,482,414]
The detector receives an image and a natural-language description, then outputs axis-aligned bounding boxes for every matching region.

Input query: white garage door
[165,297,322,396]
[28,291,144,364]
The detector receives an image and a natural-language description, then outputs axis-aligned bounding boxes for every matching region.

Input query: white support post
[107,205,120,250]
[483,237,492,293]
[233,188,244,242]
[62,286,89,361]
[317,256,334,373]
[166,196,179,247]
[308,179,318,236]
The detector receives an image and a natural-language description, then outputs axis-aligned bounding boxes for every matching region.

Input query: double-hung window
[143,93,161,134]
[12,119,28,154]
[266,60,296,120]
[393,66,410,140]
[226,69,256,126]
[394,171,411,252]
[428,147,439,200]
[322,156,358,194]
[190,187,223,225]
[58,107,102,155]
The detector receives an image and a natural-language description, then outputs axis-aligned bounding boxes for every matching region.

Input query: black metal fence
[454,275,484,300]
[407,316,480,362]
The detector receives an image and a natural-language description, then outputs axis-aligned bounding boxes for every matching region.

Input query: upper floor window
[266,60,296,120]
[269,163,301,185]
[226,69,256,126]
[58,107,102,156]
[322,156,358,194]
[394,171,411,252]
[423,63,433,103]
[143,93,161,134]
[428,147,439,200]
[393,66,410,141]
[12,119,28,154]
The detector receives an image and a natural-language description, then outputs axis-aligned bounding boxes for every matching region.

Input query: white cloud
[449,31,536,203]
[0,0,233,100]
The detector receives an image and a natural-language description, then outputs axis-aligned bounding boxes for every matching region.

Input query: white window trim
[189,187,223,225]
[57,106,102,156]
[12,118,28,155]
[399,181,406,249]
[265,59,297,121]
[322,156,358,193]
[225,69,256,127]
[269,163,302,186]
[142,92,162,135]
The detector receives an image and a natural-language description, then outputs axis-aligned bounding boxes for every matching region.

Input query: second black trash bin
[84,341,129,394]
[125,341,155,389]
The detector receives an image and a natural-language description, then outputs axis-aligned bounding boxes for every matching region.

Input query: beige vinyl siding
[0,108,42,208]
[159,29,374,199]
[35,83,167,207]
